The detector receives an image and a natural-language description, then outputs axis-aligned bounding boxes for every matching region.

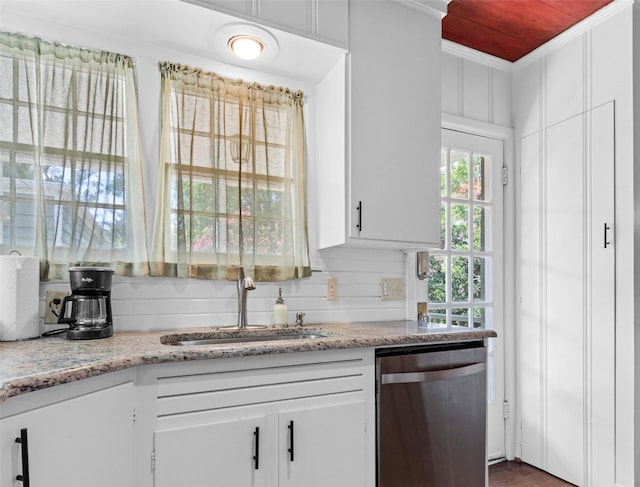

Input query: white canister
[0,255,40,341]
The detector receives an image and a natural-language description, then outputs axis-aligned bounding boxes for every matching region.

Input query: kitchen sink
[161,327,339,346]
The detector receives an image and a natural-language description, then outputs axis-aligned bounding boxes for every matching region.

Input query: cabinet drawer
[154,353,369,417]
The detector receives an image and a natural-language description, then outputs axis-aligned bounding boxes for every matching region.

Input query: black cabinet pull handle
[604,222,612,248]
[253,427,260,470]
[356,201,363,232]
[287,420,294,462]
[15,428,30,486]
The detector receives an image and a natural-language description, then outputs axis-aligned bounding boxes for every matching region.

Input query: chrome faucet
[237,266,255,328]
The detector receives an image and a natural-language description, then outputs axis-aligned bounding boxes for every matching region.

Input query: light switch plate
[380,278,403,301]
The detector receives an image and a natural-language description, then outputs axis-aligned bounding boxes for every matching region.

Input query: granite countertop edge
[0,321,497,404]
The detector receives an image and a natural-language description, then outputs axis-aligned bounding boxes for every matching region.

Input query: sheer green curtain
[0,32,148,279]
[151,62,310,281]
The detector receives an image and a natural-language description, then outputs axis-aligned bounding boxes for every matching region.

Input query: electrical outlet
[380,278,404,301]
[326,277,338,301]
[45,290,68,324]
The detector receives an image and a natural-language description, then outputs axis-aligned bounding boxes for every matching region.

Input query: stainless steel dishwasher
[376,341,487,486]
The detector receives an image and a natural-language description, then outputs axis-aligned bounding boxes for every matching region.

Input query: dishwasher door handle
[381,362,486,384]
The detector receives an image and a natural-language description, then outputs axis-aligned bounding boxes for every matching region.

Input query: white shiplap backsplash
[40,247,407,332]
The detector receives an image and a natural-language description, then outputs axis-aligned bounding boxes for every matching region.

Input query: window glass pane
[257,218,284,255]
[14,199,36,246]
[17,106,34,145]
[17,61,35,103]
[473,257,488,301]
[428,308,447,327]
[190,134,212,167]
[0,103,13,142]
[240,217,255,254]
[76,115,125,157]
[189,178,214,213]
[0,55,12,99]
[450,150,469,199]
[255,145,285,176]
[473,206,491,251]
[451,203,469,250]
[255,185,283,218]
[427,254,446,304]
[439,203,446,250]
[473,307,489,329]
[440,148,447,197]
[47,66,73,109]
[42,110,68,149]
[224,216,240,255]
[451,255,469,302]
[14,154,37,189]
[191,215,215,252]
[74,164,124,205]
[472,154,491,201]
[452,308,470,327]
[73,206,126,249]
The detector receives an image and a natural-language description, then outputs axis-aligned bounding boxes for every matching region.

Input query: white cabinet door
[518,102,615,485]
[278,400,366,487]
[347,0,440,247]
[317,0,441,249]
[0,382,134,487]
[154,415,267,487]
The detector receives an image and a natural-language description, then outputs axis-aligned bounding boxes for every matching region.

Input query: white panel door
[545,113,585,486]
[519,130,543,469]
[587,102,615,485]
[518,102,615,486]
[434,129,505,461]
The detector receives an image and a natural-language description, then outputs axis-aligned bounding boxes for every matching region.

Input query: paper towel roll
[0,256,40,341]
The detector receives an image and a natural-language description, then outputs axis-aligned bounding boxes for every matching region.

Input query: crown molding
[441,39,513,72]
[514,0,633,69]
[389,0,450,19]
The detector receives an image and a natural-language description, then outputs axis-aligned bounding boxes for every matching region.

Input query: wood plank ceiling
[442,0,614,62]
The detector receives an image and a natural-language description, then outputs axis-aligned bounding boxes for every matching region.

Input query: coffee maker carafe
[58,267,113,340]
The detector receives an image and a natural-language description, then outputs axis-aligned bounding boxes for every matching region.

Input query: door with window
[429,129,505,461]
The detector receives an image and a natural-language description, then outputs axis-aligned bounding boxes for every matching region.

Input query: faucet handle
[295,312,305,327]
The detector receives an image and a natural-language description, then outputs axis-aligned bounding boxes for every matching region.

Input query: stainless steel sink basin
[161,328,339,346]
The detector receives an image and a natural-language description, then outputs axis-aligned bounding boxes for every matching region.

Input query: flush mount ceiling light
[214,24,279,66]
[228,35,265,60]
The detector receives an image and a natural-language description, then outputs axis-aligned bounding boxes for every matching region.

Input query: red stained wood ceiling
[442,0,614,62]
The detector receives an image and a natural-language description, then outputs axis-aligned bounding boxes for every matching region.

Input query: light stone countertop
[0,321,496,404]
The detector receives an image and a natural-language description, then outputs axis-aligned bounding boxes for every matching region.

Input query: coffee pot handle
[57,295,78,324]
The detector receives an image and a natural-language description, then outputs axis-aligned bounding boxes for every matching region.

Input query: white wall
[0,2,408,331]
[441,41,512,128]
[512,2,635,485]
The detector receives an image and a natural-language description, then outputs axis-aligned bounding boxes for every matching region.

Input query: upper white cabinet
[181,0,349,48]
[317,0,442,250]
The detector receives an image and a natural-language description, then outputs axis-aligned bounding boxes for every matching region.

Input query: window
[428,130,502,329]
[150,62,310,281]
[0,32,148,279]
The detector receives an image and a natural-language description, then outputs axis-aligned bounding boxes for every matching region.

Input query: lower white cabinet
[0,373,134,487]
[277,400,365,487]
[143,349,374,487]
[155,413,268,487]
[154,398,365,487]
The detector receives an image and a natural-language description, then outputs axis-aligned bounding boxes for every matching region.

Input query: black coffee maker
[58,267,114,340]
